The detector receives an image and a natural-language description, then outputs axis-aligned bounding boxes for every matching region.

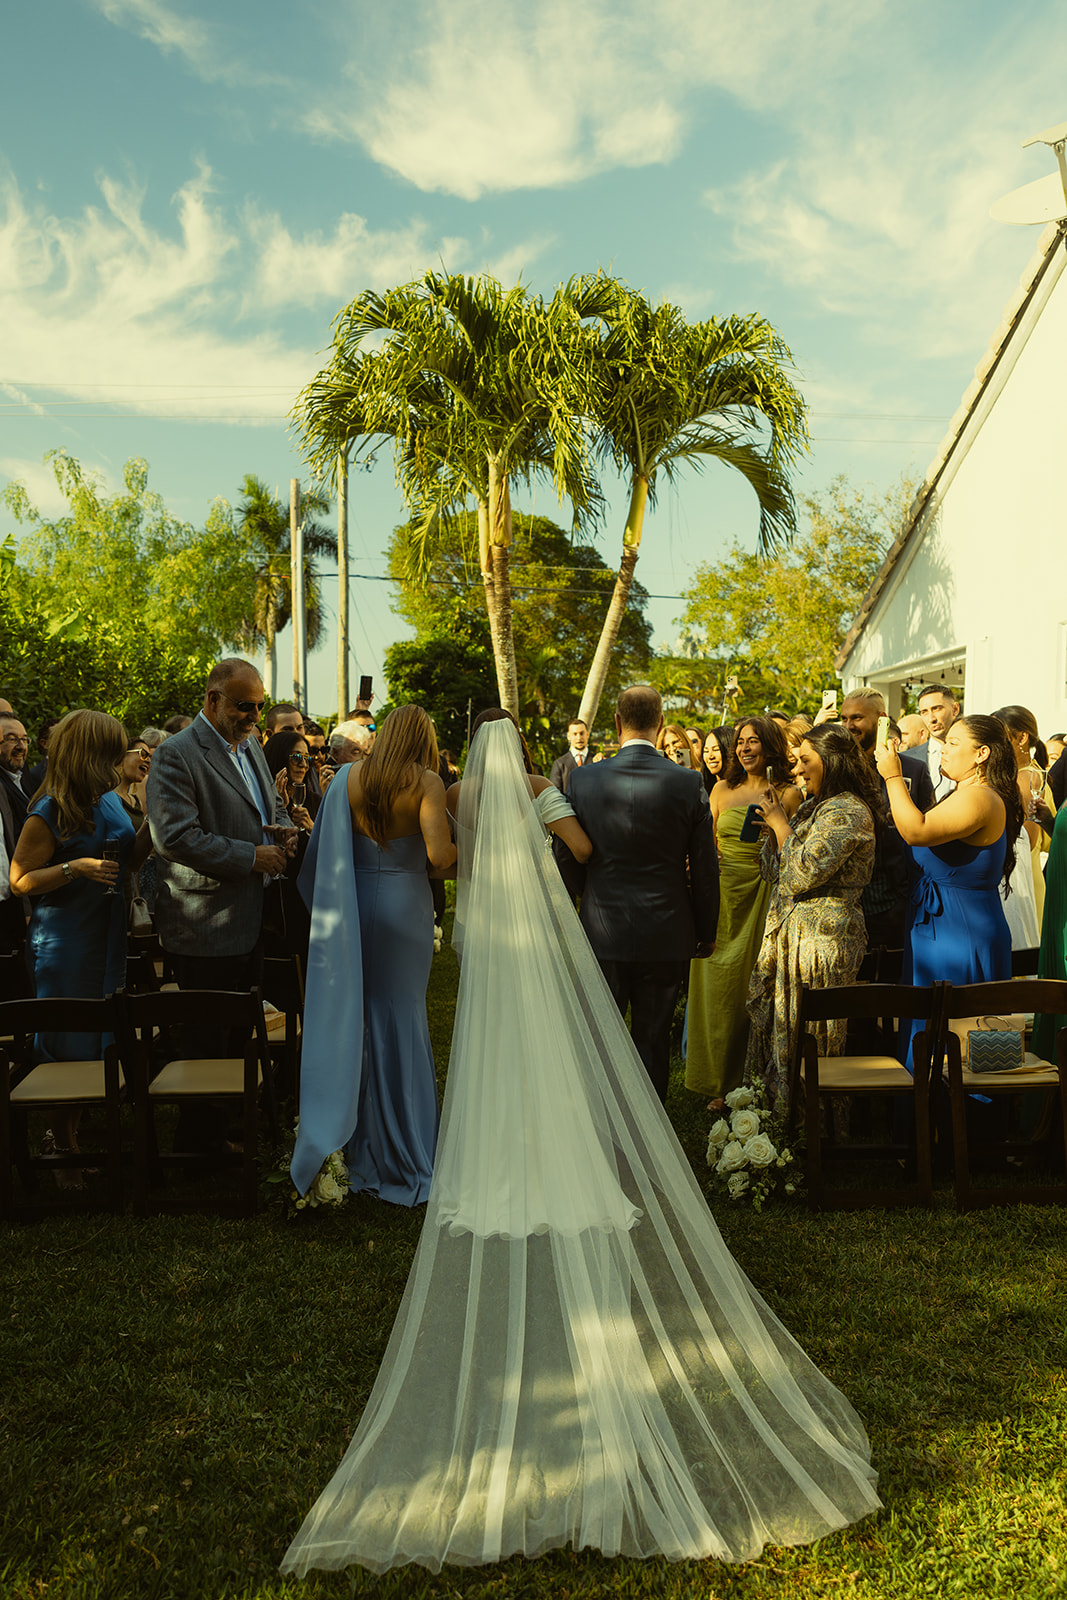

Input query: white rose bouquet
[262,1122,351,1219]
[705,1083,802,1211]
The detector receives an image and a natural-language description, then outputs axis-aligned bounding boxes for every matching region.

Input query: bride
[281,715,880,1576]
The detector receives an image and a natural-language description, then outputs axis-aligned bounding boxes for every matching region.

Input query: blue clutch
[967,1024,1024,1074]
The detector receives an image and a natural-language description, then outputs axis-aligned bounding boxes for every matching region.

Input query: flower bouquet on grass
[706,1084,802,1211]
[262,1122,350,1219]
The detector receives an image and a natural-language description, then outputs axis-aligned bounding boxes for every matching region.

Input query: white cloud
[87,0,281,87]
[0,456,75,517]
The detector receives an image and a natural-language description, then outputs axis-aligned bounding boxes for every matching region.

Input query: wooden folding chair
[261,954,304,1109]
[941,979,1067,1211]
[119,987,278,1216]
[790,982,944,1210]
[0,995,126,1219]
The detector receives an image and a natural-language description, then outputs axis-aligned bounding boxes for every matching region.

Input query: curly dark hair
[798,723,883,842]
[722,715,794,790]
[957,714,1024,891]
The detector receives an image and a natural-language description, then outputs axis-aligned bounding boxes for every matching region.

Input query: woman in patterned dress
[744,724,881,1108]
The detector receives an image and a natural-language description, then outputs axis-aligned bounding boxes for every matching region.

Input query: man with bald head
[567,685,719,1103]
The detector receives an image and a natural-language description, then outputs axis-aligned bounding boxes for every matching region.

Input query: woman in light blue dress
[291,706,456,1206]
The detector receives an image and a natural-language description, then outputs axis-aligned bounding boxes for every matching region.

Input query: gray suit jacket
[147,716,286,958]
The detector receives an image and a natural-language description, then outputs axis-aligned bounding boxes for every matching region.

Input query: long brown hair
[354,705,438,847]
[657,723,696,768]
[992,704,1048,771]
[472,708,534,773]
[799,723,883,843]
[958,714,1024,891]
[722,715,794,789]
[31,709,126,840]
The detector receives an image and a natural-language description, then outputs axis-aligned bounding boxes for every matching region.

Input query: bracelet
[61,861,74,883]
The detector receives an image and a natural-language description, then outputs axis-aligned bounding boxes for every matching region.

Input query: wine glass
[264,824,299,880]
[100,836,121,895]
[1028,766,1046,819]
[289,782,306,810]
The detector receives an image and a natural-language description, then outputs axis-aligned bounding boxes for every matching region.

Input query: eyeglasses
[307,749,325,762]
[128,747,152,760]
[1,733,29,746]
[288,753,309,766]
[218,691,265,714]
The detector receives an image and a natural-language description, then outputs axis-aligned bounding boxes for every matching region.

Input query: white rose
[730,1108,760,1142]
[776,1149,794,1167]
[313,1172,344,1205]
[784,1182,796,1195]
[725,1087,754,1110]
[716,1140,747,1174]
[708,1118,730,1146]
[727,1171,749,1198]
[743,1133,777,1168]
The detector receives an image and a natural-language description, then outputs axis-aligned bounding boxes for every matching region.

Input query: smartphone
[875,715,890,753]
[739,803,764,843]
[359,674,373,703]
[766,765,774,785]
[821,689,837,713]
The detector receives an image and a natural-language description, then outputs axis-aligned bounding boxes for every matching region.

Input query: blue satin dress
[291,775,439,1205]
[899,835,1011,1070]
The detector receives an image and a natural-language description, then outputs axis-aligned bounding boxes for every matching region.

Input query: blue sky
[3,0,1065,715]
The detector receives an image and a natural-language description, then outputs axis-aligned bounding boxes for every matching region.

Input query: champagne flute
[289,782,306,810]
[101,835,121,895]
[1028,765,1046,819]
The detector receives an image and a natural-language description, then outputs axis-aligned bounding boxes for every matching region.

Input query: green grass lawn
[4,934,1067,1600]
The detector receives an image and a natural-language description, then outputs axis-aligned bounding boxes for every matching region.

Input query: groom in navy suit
[567,685,719,1103]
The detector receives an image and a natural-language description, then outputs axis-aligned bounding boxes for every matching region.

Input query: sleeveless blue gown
[291,775,439,1205]
[899,834,1011,1070]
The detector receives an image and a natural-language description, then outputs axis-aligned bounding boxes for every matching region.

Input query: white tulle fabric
[280,721,880,1577]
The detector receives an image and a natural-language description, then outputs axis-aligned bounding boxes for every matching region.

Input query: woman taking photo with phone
[745,724,880,1108]
[685,717,799,1105]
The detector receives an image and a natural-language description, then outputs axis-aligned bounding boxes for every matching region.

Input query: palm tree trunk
[577,474,649,728]
[264,616,276,698]
[480,462,519,717]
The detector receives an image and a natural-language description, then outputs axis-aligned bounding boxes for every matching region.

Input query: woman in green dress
[685,717,800,1104]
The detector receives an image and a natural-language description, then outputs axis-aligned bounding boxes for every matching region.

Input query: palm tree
[295,272,605,717]
[574,282,809,729]
[233,475,336,696]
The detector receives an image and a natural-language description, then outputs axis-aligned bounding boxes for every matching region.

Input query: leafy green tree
[296,272,606,717]
[575,279,809,729]
[679,475,914,718]
[383,637,497,752]
[386,510,652,755]
[231,476,336,696]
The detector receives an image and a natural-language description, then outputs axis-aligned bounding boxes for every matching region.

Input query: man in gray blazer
[567,685,719,1103]
[148,658,289,990]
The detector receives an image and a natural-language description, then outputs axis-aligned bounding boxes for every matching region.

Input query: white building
[838,222,1067,739]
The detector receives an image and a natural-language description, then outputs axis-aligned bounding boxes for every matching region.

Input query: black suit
[862,751,936,951]
[568,742,719,1101]
[549,747,597,793]
[1049,749,1067,812]
[0,769,30,988]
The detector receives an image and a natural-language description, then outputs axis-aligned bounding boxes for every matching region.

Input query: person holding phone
[685,717,800,1105]
[744,724,880,1109]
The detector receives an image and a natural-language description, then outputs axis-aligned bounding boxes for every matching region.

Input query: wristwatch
[61,861,74,883]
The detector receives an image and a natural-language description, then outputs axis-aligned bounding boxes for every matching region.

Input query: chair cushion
[148,1058,262,1097]
[11,1060,125,1103]
[802,1056,916,1090]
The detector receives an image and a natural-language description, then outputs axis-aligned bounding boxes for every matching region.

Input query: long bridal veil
[281,720,880,1577]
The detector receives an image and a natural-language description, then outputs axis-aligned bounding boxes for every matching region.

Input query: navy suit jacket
[567,742,719,964]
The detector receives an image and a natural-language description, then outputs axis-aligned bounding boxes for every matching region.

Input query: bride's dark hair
[471,709,534,774]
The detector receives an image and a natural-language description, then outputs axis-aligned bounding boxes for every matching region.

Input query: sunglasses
[218,690,265,714]
[288,753,309,766]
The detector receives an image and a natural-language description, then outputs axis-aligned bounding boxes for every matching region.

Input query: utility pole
[337,447,350,719]
[290,478,306,710]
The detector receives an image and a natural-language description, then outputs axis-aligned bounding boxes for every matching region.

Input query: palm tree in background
[574,281,809,730]
[234,475,336,696]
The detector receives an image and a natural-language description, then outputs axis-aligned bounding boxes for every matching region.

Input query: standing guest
[659,724,698,768]
[147,659,291,1149]
[0,748,28,978]
[549,718,595,792]
[567,686,719,1103]
[23,718,61,795]
[162,714,192,736]
[0,713,31,835]
[1049,740,1067,811]
[264,731,315,836]
[1048,734,1067,765]
[1033,803,1067,1060]
[10,710,151,1185]
[700,726,733,796]
[263,729,316,964]
[329,719,372,768]
[992,703,1057,933]
[746,725,879,1108]
[291,706,456,1206]
[265,703,304,736]
[839,688,934,952]
[684,727,704,768]
[917,684,961,801]
[875,715,1020,1072]
[302,720,327,809]
[897,714,929,752]
[686,717,800,1105]
[115,737,154,921]
[347,709,377,750]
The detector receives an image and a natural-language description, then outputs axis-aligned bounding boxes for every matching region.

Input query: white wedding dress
[280,721,880,1576]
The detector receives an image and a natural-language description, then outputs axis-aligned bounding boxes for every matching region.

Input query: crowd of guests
[3,667,1067,1192]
